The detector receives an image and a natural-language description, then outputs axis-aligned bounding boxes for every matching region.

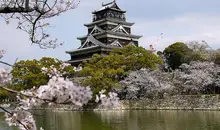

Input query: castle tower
[66,1,142,66]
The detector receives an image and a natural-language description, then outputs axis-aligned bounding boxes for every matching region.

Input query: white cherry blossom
[0,63,120,130]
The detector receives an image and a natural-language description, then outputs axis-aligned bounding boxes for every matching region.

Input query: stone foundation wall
[30,95,220,111]
[119,95,220,110]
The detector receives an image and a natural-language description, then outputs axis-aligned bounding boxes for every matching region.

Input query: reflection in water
[34,110,112,130]
[0,112,18,130]
[1,110,220,130]
[93,110,220,130]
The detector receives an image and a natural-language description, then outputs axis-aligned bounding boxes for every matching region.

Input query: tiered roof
[66,1,142,65]
[77,24,142,41]
[84,18,134,27]
[92,1,126,14]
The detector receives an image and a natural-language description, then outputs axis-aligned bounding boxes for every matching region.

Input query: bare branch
[0,7,34,13]
[0,0,80,48]
[0,61,14,67]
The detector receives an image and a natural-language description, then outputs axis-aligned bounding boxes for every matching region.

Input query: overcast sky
[1,0,220,67]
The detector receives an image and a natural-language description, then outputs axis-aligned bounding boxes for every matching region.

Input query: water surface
[1,110,220,130]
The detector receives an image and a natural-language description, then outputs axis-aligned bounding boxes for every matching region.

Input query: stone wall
[119,95,220,110]
[30,95,220,111]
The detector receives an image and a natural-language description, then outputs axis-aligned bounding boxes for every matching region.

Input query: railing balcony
[93,14,126,22]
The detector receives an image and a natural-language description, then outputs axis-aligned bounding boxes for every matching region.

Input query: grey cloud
[1,0,220,66]
[134,13,220,51]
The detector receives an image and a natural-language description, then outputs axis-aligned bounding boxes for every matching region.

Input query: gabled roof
[93,1,126,14]
[112,24,129,34]
[89,25,105,35]
[77,31,142,40]
[99,2,115,11]
[110,40,123,47]
[79,35,104,49]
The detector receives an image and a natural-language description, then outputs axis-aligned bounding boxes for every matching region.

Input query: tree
[118,61,220,100]
[119,69,174,100]
[11,57,75,90]
[0,89,9,100]
[211,50,220,65]
[163,42,192,69]
[187,40,210,52]
[112,45,163,70]
[0,0,79,48]
[0,56,120,130]
[81,45,163,94]
[172,61,220,94]
[0,1,120,129]
[187,40,212,61]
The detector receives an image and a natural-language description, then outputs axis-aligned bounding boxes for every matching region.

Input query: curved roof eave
[84,19,135,27]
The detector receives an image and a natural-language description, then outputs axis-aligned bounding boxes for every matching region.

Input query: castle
[66,1,142,66]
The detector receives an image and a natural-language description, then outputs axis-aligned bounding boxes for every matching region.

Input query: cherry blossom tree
[187,40,211,52]
[118,61,220,100]
[0,50,5,59]
[0,1,121,129]
[0,65,119,130]
[0,52,119,130]
[0,0,80,48]
[95,90,119,109]
[0,61,93,130]
[173,61,220,94]
[119,69,175,100]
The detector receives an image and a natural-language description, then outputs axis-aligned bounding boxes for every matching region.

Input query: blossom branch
[0,106,29,130]
[0,56,120,130]
[0,0,80,48]
[0,86,71,105]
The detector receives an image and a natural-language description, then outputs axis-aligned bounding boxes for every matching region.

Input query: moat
[1,110,220,130]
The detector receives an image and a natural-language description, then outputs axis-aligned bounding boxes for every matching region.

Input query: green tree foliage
[163,42,192,69]
[213,50,220,65]
[81,45,163,93]
[0,89,8,100]
[11,57,75,90]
